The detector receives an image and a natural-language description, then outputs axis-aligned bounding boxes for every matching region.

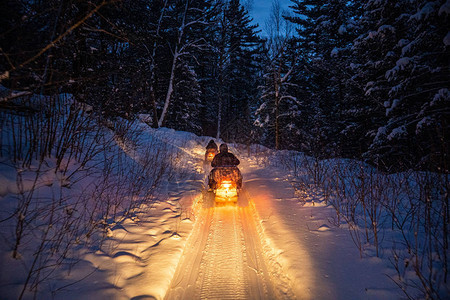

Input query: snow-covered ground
[0,116,447,299]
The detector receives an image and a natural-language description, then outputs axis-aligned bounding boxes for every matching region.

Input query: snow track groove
[165,190,277,300]
[195,206,247,299]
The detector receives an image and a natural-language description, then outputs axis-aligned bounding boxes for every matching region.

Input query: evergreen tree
[352,0,449,171]
[348,0,410,169]
[199,0,262,141]
[380,0,449,171]
[220,0,262,142]
[283,0,359,156]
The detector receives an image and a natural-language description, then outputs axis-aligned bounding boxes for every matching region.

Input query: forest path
[164,189,278,300]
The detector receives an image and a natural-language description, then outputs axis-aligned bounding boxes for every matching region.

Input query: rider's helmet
[219,143,228,153]
[206,139,217,150]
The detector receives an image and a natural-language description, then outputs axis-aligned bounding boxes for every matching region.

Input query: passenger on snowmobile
[211,144,240,168]
[209,143,242,191]
[205,139,218,162]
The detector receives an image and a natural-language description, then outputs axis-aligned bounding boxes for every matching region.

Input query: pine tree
[381,0,449,171]
[351,0,449,171]
[220,0,262,142]
[199,0,262,141]
[283,0,359,156]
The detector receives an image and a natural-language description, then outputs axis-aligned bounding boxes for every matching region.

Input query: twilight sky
[247,0,293,37]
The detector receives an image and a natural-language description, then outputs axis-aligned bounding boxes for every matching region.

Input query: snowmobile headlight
[221,180,232,188]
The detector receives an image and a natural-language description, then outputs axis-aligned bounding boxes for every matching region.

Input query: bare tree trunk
[266,0,295,150]
[216,96,222,139]
[216,52,224,139]
[274,67,281,150]
[148,0,169,128]
[275,94,280,149]
[41,1,64,94]
[158,0,189,128]
[216,8,226,140]
[158,51,178,127]
[149,89,159,128]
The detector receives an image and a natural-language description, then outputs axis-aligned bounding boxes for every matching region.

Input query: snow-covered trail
[0,126,405,299]
[165,190,278,299]
[241,154,401,300]
[56,137,398,300]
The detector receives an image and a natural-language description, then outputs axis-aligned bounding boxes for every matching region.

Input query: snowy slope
[0,120,446,299]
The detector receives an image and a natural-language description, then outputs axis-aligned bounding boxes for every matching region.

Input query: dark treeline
[1,0,448,172]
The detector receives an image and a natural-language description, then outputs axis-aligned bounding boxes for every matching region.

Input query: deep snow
[0,122,409,299]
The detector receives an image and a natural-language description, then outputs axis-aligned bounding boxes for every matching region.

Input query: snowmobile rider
[211,143,240,167]
[206,139,218,152]
[205,139,218,162]
[209,143,242,190]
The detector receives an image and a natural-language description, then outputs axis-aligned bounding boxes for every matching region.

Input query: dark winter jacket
[211,146,240,167]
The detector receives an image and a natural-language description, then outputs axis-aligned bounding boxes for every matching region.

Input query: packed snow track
[165,190,280,299]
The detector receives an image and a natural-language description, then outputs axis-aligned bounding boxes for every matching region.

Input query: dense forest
[1,0,449,172]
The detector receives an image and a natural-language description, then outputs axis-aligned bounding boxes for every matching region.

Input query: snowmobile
[205,148,217,162]
[208,166,242,204]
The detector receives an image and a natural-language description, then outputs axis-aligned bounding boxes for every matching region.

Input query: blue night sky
[247,0,293,37]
